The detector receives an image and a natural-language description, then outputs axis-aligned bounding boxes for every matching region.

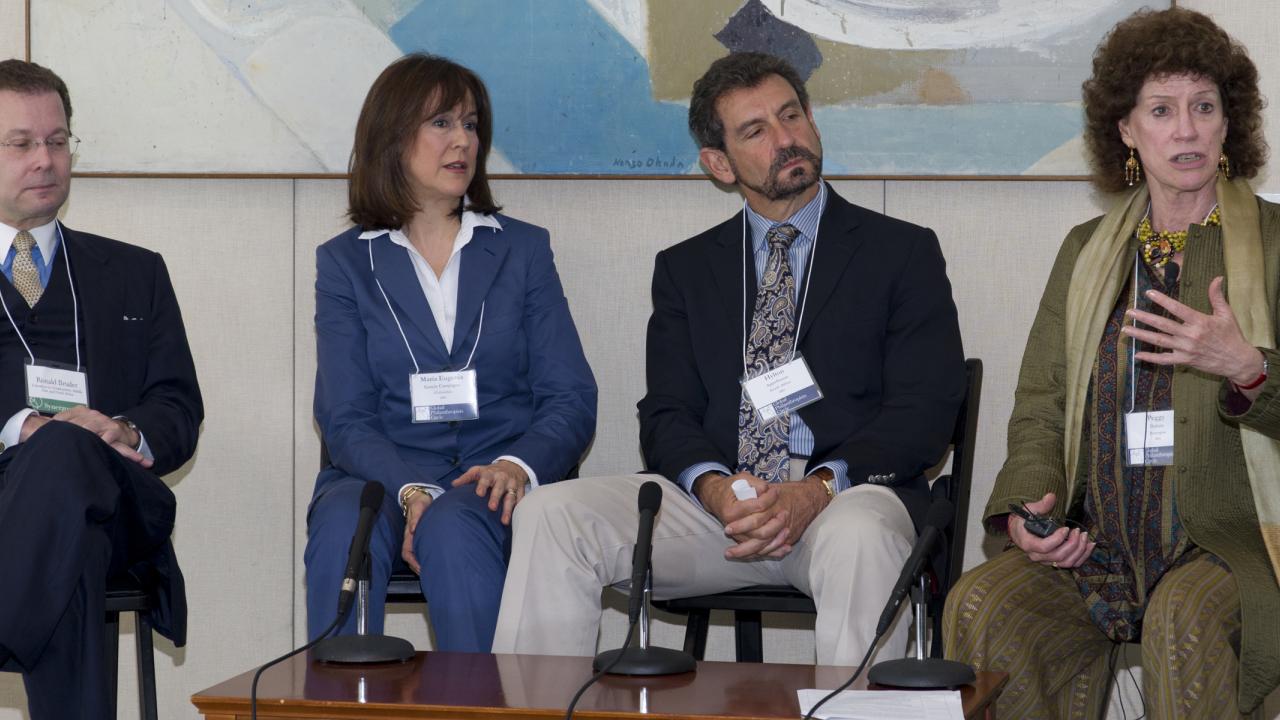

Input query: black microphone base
[592,646,696,676]
[867,658,976,689]
[313,634,416,664]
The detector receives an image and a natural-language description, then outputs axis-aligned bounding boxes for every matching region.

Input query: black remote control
[1007,503,1061,538]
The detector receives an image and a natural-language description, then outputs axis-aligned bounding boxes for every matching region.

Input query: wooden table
[193,651,1007,719]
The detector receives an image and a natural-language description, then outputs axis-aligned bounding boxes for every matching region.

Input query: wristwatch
[112,415,142,450]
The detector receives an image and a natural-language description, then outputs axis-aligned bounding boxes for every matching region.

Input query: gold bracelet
[399,486,428,516]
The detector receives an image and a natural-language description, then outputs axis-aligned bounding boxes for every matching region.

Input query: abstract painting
[30,0,1162,175]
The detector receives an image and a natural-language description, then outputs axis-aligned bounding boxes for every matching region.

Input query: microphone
[627,480,663,624]
[804,496,970,717]
[314,479,415,665]
[875,497,952,637]
[336,481,384,618]
[589,480,695,677]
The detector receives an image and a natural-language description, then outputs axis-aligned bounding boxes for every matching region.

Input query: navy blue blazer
[637,186,965,526]
[313,215,597,499]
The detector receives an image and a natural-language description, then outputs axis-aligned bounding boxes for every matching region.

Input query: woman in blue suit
[305,54,597,652]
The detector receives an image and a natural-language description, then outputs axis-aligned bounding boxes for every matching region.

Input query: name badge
[741,354,823,422]
[410,370,479,423]
[1124,410,1174,466]
[25,359,89,414]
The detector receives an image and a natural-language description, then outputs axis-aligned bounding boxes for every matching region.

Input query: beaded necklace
[1137,206,1221,269]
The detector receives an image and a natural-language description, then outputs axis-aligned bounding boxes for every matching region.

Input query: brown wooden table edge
[193,693,789,720]
[191,662,1008,720]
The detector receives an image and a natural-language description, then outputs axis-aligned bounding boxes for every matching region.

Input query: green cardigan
[983,197,1280,712]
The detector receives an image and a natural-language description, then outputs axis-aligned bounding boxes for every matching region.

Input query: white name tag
[1125,410,1174,466]
[741,354,823,422]
[25,360,89,414]
[409,370,479,423]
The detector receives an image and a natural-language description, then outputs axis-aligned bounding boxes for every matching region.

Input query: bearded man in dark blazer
[0,60,201,719]
[492,53,963,665]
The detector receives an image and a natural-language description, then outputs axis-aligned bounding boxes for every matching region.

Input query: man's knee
[9,421,117,510]
[18,421,111,480]
[509,479,580,534]
[808,485,913,554]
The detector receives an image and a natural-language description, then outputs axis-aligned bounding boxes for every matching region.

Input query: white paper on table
[796,689,965,720]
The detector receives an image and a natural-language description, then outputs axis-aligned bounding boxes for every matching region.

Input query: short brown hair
[689,52,809,151]
[348,54,499,229]
[1082,7,1266,193]
[0,59,72,124]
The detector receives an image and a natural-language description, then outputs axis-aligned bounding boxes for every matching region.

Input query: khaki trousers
[492,473,916,665]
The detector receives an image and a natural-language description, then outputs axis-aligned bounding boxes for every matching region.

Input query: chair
[104,576,158,720]
[653,358,983,662]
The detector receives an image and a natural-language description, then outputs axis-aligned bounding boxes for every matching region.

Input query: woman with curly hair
[944,8,1278,718]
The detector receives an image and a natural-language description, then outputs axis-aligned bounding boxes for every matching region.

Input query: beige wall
[4,2,1280,718]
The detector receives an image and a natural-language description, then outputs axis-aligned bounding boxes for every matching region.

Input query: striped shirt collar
[744,181,827,253]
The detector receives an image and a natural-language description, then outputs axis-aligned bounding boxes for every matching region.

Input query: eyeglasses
[0,135,80,157]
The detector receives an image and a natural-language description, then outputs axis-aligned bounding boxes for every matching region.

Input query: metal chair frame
[104,577,159,720]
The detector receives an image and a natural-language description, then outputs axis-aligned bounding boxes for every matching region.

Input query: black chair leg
[931,610,945,659]
[683,609,710,660]
[733,610,763,662]
[105,610,120,717]
[135,611,158,720]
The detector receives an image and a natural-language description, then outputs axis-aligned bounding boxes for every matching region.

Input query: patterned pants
[943,549,1254,719]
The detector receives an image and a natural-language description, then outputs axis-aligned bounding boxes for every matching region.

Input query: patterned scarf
[1063,175,1280,587]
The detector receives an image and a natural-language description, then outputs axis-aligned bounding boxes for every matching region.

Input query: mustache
[769,145,820,176]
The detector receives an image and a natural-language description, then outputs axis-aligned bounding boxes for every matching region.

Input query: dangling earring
[1125,147,1142,187]
[1219,152,1231,178]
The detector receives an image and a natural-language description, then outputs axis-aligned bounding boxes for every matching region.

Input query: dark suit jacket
[313,216,596,501]
[637,185,965,525]
[64,226,203,477]
[7,224,203,644]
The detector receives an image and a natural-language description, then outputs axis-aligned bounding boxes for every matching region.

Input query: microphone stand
[866,574,974,688]
[314,554,415,664]
[592,568,696,675]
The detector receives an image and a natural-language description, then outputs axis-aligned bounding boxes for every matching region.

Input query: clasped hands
[695,471,830,561]
[20,406,148,467]
[1121,276,1265,393]
[401,459,527,572]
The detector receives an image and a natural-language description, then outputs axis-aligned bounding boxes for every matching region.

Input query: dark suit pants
[305,476,512,652]
[0,421,175,720]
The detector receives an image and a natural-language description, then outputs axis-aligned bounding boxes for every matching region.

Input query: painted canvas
[30,0,1161,175]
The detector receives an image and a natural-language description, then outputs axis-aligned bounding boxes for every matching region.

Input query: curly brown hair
[689,53,809,151]
[1082,7,1267,193]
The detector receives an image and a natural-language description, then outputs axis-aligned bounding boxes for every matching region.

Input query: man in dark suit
[492,53,963,664]
[0,60,201,718]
